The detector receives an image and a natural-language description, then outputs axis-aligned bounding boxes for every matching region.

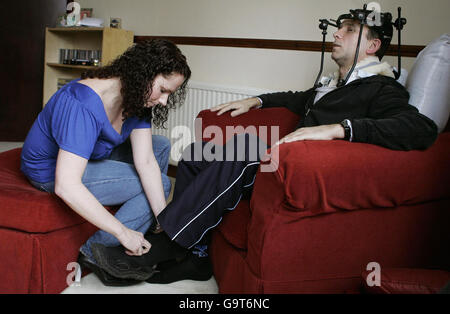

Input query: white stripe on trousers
[171,161,261,244]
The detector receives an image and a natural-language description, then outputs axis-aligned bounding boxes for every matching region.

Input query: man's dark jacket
[258,75,438,151]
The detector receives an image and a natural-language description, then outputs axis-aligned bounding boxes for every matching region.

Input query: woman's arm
[54,149,150,255]
[130,128,167,218]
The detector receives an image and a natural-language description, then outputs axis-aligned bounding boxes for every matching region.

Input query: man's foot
[91,243,156,281]
[145,252,213,284]
[77,253,142,287]
[91,232,188,281]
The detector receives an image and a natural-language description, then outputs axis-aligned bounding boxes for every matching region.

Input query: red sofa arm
[362,268,450,294]
[253,132,450,218]
[195,107,300,146]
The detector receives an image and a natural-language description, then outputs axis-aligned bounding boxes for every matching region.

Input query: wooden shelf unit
[43,27,134,106]
[46,62,98,70]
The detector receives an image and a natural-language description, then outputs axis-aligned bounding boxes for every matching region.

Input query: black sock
[140,231,188,265]
[146,251,212,284]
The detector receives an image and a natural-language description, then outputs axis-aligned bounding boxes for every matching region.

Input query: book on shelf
[59,49,102,66]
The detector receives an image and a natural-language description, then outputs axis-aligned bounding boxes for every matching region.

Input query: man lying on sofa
[90,6,438,285]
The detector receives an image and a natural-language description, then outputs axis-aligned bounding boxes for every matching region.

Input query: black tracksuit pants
[157,134,268,249]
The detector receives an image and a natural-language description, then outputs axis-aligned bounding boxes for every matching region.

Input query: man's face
[331,20,372,68]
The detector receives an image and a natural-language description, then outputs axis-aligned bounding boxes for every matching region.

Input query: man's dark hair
[366,18,393,60]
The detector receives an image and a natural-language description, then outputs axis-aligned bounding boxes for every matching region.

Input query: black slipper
[91,243,156,281]
[91,233,187,281]
[77,253,142,287]
[146,252,213,284]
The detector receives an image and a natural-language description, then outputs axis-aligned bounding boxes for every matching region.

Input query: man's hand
[210,97,261,117]
[274,124,345,146]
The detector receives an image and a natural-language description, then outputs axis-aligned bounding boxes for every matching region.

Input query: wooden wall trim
[134,36,424,58]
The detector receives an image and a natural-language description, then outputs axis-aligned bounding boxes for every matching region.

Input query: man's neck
[338,66,351,80]
[337,55,380,80]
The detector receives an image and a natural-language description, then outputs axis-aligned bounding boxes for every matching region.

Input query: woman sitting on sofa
[20,39,191,283]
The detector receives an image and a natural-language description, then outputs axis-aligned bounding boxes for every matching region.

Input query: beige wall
[78,0,450,91]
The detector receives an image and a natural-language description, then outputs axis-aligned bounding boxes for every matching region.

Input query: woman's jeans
[28,135,172,263]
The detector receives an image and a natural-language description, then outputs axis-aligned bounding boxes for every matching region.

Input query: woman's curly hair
[81,39,191,128]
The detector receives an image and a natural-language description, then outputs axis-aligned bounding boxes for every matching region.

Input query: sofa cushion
[406,34,450,133]
[362,268,450,294]
[197,107,300,146]
[259,133,450,217]
[0,148,96,233]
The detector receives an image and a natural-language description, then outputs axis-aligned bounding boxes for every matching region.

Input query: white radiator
[152,81,272,165]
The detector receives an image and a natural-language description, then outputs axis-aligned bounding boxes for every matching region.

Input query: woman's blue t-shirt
[20,80,151,183]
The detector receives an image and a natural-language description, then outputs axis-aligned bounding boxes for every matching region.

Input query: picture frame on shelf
[110,17,122,29]
[80,8,93,20]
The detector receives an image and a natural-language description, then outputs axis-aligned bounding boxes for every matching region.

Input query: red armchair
[197,107,450,294]
[0,107,448,294]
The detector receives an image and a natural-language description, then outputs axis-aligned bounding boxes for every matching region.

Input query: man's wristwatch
[340,119,353,141]
[254,97,263,109]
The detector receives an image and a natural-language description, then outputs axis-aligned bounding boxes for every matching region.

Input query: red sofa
[197,107,450,294]
[361,267,450,294]
[0,107,448,294]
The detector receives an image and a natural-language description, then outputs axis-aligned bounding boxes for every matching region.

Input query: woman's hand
[210,97,261,117]
[116,226,151,256]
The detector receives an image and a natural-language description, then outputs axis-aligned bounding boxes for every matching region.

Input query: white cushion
[395,67,408,86]
[406,34,450,133]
